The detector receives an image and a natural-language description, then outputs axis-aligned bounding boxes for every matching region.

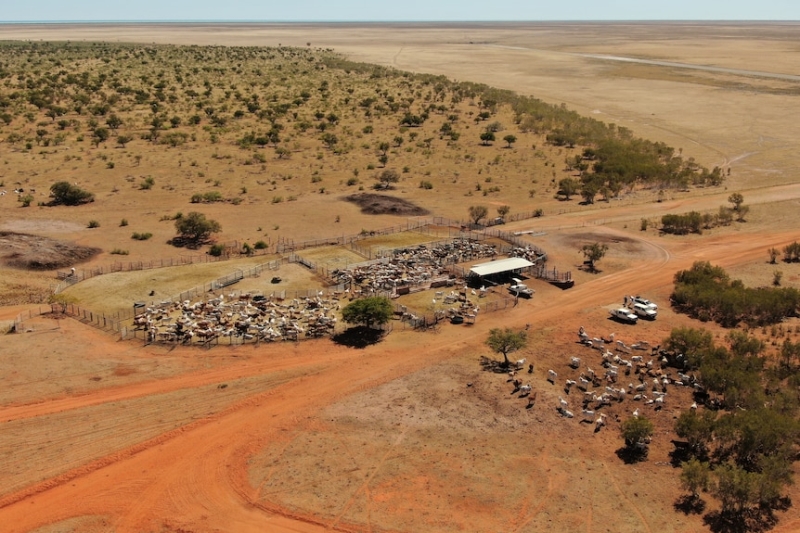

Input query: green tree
[468,205,489,225]
[341,296,393,329]
[479,131,495,145]
[92,127,109,147]
[106,114,123,130]
[486,327,527,366]
[320,132,338,149]
[675,409,716,454]
[503,134,517,148]
[49,181,94,206]
[377,169,399,189]
[768,247,779,264]
[728,192,744,211]
[174,211,221,244]
[713,464,757,513]
[680,458,711,500]
[580,243,609,272]
[663,327,714,368]
[621,415,654,450]
[557,178,579,200]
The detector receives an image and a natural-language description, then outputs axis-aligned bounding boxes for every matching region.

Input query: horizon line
[1,19,799,24]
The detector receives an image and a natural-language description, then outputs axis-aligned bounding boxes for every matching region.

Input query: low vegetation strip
[671,261,800,327]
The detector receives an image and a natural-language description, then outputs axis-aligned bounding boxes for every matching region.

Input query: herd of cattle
[133,291,341,345]
[503,326,703,432]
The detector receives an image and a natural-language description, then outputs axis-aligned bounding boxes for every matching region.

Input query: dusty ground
[1,22,800,533]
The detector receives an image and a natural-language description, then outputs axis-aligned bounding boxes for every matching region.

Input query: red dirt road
[1,227,798,533]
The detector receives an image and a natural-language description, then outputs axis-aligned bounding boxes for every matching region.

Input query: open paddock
[292,245,366,269]
[351,229,448,257]
[221,262,328,296]
[61,254,280,315]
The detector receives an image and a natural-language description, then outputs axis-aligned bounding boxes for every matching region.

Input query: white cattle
[582,409,595,422]
[519,384,532,396]
[559,396,568,409]
[570,356,581,368]
[547,369,557,383]
[562,409,574,418]
[632,408,640,418]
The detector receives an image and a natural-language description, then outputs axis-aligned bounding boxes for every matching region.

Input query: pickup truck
[632,302,657,320]
[508,281,534,298]
[631,296,657,311]
[610,307,638,324]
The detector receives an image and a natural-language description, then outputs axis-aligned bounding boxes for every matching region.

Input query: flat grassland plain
[2,22,800,533]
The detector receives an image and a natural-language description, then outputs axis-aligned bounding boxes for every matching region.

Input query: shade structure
[470,257,534,277]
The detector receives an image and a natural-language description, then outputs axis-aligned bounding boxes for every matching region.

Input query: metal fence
[53,243,274,294]
[10,306,50,333]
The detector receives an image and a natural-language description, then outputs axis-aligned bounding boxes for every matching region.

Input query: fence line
[10,306,49,332]
[53,243,276,294]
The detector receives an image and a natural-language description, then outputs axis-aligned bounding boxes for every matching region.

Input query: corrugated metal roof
[470,257,534,277]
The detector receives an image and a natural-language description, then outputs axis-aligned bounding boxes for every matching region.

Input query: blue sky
[2,1,799,22]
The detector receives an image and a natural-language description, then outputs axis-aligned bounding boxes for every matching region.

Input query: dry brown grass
[3,23,800,533]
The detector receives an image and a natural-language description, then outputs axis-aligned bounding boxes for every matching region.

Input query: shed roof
[470,257,534,277]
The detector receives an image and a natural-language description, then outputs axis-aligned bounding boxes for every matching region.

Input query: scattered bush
[49,181,94,206]
[208,244,225,257]
[87,220,100,228]
[131,232,153,241]
[110,248,129,255]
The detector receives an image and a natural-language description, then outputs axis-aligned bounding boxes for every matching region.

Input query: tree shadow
[331,326,385,349]
[167,236,209,250]
[615,445,648,464]
[703,508,779,533]
[674,494,706,515]
[479,355,510,373]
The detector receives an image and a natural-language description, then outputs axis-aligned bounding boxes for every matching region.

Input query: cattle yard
[57,220,553,346]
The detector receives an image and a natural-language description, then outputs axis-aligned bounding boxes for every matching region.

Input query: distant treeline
[323,56,717,194]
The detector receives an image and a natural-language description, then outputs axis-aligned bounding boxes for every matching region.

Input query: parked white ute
[631,296,657,311]
[508,278,534,298]
[632,302,657,320]
[610,307,638,323]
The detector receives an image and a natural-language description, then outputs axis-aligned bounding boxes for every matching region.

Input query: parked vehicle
[610,307,638,323]
[508,278,534,298]
[632,302,657,320]
[631,296,657,310]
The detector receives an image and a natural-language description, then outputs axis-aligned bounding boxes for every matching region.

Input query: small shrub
[254,240,268,250]
[19,194,34,207]
[419,180,433,189]
[231,197,242,205]
[139,176,155,190]
[272,196,284,203]
[346,177,359,186]
[110,248,129,255]
[131,232,153,240]
[640,218,649,231]
[120,218,128,227]
[87,220,100,228]
[209,244,225,257]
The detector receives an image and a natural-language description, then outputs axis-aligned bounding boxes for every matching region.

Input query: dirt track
[1,226,798,532]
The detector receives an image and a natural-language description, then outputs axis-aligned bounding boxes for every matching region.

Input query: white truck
[631,296,658,311]
[610,307,638,324]
[508,278,534,298]
[632,302,657,320]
